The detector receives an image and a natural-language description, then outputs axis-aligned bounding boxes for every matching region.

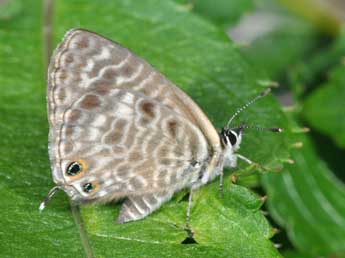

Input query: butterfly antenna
[238,124,283,133]
[226,88,271,128]
[39,185,61,212]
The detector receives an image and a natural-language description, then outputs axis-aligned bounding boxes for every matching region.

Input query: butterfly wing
[50,87,209,199]
[47,29,223,221]
[47,29,221,161]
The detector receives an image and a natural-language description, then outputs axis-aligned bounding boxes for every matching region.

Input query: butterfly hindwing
[54,88,209,203]
[117,190,174,223]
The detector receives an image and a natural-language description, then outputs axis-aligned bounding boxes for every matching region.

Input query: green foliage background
[0,0,344,257]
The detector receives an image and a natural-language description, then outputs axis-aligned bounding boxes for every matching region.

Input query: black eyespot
[83,183,94,193]
[66,161,83,176]
[227,130,237,146]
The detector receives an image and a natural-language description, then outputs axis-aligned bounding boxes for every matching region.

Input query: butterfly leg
[219,170,224,197]
[185,190,193,229]
[184,190,195,239]
[237,154,268,171]
[117,191,174,224]
[237,154,254,164]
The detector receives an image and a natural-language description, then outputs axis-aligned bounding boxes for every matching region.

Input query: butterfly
[40,28,282,225]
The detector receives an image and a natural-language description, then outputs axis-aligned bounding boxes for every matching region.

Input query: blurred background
[209,0,345,257]
[0,0,345,257]
[218,0,345,257]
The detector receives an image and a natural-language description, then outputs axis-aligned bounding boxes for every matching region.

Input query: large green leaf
[263,133,345,257]
[0,0,291,257]
[303,62,345,148]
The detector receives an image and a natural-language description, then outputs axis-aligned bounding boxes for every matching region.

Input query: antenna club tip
[270,127,283,133]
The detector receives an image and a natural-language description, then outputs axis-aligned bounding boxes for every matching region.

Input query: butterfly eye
[82,183,94,193]
[66,160,86,176]
[227,130,238,146]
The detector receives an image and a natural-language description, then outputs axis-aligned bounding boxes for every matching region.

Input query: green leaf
[175,0,254,28]
[303,62,345,148]
[0,0,22,20]
[0,0,291,257]
[80,182,280,258]
[282,250,313,258]
[262,134,345,257]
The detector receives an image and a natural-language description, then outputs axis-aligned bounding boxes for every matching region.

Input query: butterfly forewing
[48,29,220,146]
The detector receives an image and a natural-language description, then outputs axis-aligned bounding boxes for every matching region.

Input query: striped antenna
[235,124,283,133]
[226,88,271,128]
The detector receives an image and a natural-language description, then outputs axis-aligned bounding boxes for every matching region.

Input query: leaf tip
[272,227,280,235]
[291,127,310,133]
[283,158,295,164]
[282,104,301,113]
[231,174,238,183]
[290,141,303,149]
[256,79,280,88]
[273,243,282,249]
[260,195,268,203]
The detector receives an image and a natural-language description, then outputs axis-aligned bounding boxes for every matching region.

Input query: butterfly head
[220,127,243,151]
[220,88,283,152]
